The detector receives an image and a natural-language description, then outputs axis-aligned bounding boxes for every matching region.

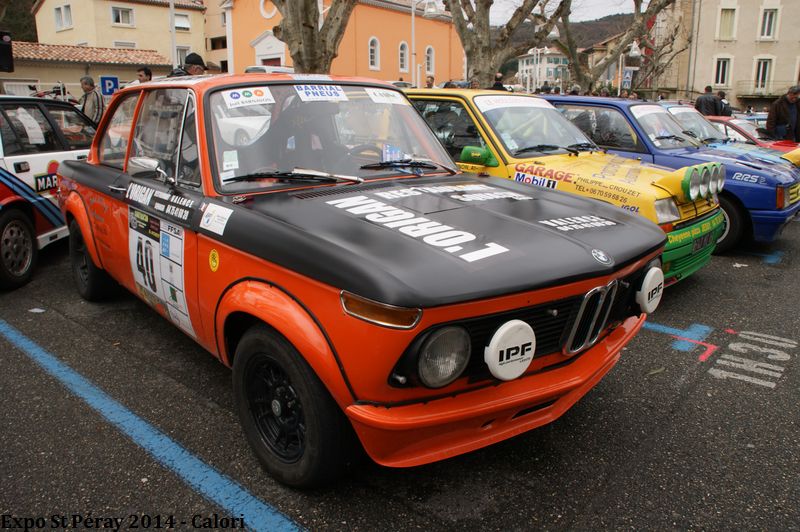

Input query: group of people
[694,85,734,116]
[76,52,209,125]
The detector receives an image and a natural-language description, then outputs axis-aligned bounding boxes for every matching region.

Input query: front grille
[676,199,717,224]
[790,182,800,205]
[392,267,645,387]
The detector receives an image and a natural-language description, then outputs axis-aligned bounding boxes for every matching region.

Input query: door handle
[77,154,88,160]
[108,185,127,193]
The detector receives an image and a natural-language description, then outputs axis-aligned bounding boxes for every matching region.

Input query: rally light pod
[635,267,664,314]
[484,319,536,381]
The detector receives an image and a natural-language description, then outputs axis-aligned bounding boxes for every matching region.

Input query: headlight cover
[655,198,681,224]
[418,326,471,388]
[700,166,712,198]
[714,164,725,193]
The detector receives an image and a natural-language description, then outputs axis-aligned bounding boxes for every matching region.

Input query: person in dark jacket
[78,76,104,124]
[490,72,506,91]
[167,52,208,77]
[717,91,733,116]
[694,85,721,115]
[766,86,800,142]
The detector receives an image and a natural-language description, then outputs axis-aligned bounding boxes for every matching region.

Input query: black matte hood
[216,175,665,307]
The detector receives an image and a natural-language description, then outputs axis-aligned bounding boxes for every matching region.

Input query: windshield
[630,105,698,149]
[731,119,770,140]
[208,84,455,192]
[473,94,594,155]
[667,107,726,142]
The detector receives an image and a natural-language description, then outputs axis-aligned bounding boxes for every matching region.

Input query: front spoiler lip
[345,313,647,468]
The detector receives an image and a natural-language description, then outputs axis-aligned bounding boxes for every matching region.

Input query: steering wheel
[347,144,383,157]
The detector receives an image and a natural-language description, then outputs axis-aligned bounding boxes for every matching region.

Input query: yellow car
[407,89,724,285]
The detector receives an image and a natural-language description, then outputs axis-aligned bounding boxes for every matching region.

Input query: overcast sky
[488,0,635,23]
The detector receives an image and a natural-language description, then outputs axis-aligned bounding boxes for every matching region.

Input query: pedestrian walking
[694,85,721,116]
[766,85,800,142]
[78,76,104,124]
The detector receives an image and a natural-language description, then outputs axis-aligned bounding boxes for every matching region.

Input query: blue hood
[705,141,798,168]
[661,146,800,187]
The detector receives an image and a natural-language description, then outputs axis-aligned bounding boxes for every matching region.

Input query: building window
[221,11,227,27]
[760,9,777,39]
[425,46,434,75]
[718,8,736,40]
[220,60,228,73]
[176,46,190,65]
[368,37,380,70]
[714,58,730,86]
[54,5,72,30]
[755,58,772,90]
[399,42,408,72]
[111,6,134,26]
[210,36,227,50]
[175,13,191,31]
[114,41,136,48]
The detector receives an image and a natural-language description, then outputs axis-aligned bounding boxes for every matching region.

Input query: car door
[0,102,85,241]
[557,103,654,163]
[116,88,206,341]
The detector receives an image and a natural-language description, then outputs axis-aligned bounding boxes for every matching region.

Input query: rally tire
[68,220,116,300]
[714,194,745,254]
[0,208,37,290]
[233,324,354,488]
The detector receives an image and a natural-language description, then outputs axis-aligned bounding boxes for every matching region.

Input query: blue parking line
[0,319,300,532]
[643,321,713,351]
[743,250,784,265]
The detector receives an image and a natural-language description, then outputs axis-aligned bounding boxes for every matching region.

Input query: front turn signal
[340,291,422,329]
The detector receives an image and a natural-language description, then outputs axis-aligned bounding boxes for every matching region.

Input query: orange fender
[61,191,103,269]
[215,280,354,406]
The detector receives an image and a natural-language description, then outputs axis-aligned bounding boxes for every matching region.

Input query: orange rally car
[58,74,666,487]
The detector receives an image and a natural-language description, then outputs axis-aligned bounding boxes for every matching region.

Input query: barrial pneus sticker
[484,319,536,381]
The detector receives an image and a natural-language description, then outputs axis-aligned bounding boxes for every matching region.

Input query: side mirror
[459,146,499,167]
[128,156,175,186]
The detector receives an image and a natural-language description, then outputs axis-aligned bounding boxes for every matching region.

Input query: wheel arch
[216,278,356,407]
[62,191,103,269]
[719,189,752,237]
[0,198,35,224]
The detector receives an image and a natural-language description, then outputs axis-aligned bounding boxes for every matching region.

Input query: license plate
[692,232,713,252]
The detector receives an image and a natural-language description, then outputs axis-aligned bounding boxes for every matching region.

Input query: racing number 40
[136,237,158,291]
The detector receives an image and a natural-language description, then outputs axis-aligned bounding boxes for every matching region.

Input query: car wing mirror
[459,146,499,167]
[128,156,176,186]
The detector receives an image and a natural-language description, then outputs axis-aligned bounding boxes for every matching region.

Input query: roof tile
[13,42,172,67]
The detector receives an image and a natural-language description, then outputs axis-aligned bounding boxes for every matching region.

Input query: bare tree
[444,0,571,87]
[632,14,691,95]
[0,0,11,22]
[553,0,676,91]
[272,0,357,74]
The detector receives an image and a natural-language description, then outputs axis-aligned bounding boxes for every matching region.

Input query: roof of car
[541,95,656,108]
[406,88,544,99]
[0,94,77,107]
[117,73,401,95]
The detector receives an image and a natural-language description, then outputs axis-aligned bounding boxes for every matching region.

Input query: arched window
[425,46,435,75]
[369,37,380,70]
[399,41,409,73]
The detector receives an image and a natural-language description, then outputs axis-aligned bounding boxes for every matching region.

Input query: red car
[708,116,799,152]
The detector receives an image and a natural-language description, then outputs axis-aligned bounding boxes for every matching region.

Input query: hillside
[507,13,635,50]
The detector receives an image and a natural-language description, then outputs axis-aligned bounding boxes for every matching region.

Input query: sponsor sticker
[630,104,666,119]
[484,319,536,381]
[474,94,550,112]
[223,150,239,171]
[200,203,234,236]
[221,87,275,109]
[539,215,617,232]
[209,249,220,272]
[290,73,332,81]
[365,87,408,105]
[294,84,348,102]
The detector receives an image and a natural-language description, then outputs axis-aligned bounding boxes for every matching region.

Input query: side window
[560,104,640,151]
[412,99,485,160]
[0,104,61,154]
[725,125,748,142]
[99,92,140,168]
[176,96,201,188]
[0,113,23,156]
[130,89,188,179]
[45,105,97,150]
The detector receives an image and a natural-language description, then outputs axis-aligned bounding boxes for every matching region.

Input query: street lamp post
[411,0,439,88]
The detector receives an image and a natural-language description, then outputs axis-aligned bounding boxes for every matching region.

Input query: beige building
[204,0,229,72]
[32,0,206,68]
[658,0,800,108]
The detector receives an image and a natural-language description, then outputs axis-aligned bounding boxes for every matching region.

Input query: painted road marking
[0,319,300,532]
[642,321,717,360]
[740,250,784,265]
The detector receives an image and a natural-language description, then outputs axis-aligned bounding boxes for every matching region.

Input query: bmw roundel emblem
[592,249,613,266]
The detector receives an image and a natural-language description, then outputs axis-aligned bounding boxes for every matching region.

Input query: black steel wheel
[233,324,354,488]
[714,194,746,254]
[0,208,37,290]
[68,219,115,300]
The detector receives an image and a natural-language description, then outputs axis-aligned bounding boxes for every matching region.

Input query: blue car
[544,96,800,253]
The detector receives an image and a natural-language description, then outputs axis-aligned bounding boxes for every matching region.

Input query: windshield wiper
[702,137,724,144]
[223,168,363,184]
[567,142,598,152]
[514,144,563,155]
[360,158,456,175]
[654,134,686,142]
[682,130,698,138]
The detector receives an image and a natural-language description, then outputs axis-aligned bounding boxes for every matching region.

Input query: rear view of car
[0,96,96,289]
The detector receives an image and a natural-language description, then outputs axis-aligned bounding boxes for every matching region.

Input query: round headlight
[418,326,471,388]
[700,167,711,198]
[716,165,725,192]
[688,168,701,200]
[709,166,719,195]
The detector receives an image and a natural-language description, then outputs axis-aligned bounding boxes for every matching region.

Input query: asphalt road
[2,222,799,531]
